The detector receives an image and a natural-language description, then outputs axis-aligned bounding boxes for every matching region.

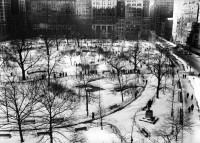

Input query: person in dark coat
[191,94,193,100]
[187,93,189,99]
[191,104,194,111]
[188,106,191,113]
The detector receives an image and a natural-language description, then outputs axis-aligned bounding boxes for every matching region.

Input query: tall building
[9,0,28,39]
[175,0,200,45]
[153,0,174,40]
[75,0,92,38]
[141,0,151,40]
[116,0,125,39]
[0,0,27,40]
[0,0,11,40]
[125,0,143,40]
[92,0,117,39]
[143,0,150,17]
[30,0,75,36]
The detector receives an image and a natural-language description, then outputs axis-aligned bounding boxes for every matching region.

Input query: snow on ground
[84,127,118,143]
[104,75,156,142]
[184,76,200,143]
[1,39,200,143]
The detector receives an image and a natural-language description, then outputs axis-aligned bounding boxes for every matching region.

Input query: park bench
[0,134,11,138]
[109,104,119,110]
[22,119,35,125]
[74,126,87,132]
[37,132,50,136]
[141,128,149,137]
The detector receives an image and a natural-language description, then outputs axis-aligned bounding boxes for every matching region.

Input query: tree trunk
[121,91,124,102]
[156,78,160,99]
[118,75,124,102]
[66,38,69,45]
[47,54,50,86]
[22,67,26,80]
[56,38,59,51]
[100,117,103,130]
[17,118,24,142]
[18,50,26,80]
[49,117,53,143]
[45,38,49,56]
[77,38,80,47]
[86,91,89,116]
[156,60,161,99]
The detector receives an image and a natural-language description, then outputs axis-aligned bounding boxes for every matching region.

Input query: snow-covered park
[0,39,200,143]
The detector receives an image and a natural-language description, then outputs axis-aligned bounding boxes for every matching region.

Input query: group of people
[183,74,187,79]
[187,93,193,100]
[188,104,194,113]
[187,93,194,113]
[53,72,68,78]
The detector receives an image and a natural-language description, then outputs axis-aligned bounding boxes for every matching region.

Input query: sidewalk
[179,70,200,143]
[0,84,146,132]
[179,72,195,113]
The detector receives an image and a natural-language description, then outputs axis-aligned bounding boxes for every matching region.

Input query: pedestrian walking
[191,104,194,111]
[187,93,189,99]
[188,107,191,113]
[92,112,95,120]
[191,94,193,100]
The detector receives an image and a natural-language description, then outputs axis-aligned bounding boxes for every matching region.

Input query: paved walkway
[179,70,200,143]
[0,84,146,133]
[179,71,195,114]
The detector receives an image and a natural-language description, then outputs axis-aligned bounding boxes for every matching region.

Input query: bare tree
[67,49,76,65]
[75,70,99,117]
[129,41,144,72]
[0,75,39,142]
[108,57,135,102]
[36,80,80,143]
[153,112,193,143]
[2,40,41,80]
[70,131,87,143]
[148,51,170,99]
[39,39,65,85]
[96,81,105,130]
[108,123,128,143]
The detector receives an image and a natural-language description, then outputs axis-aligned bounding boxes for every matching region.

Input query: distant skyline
[172,0,184,39]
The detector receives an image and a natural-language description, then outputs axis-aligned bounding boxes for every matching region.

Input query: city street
[172,48,200,74]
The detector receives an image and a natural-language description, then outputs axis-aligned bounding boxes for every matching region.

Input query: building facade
[0,0,11,40]
[75,0,92,38]
[125,0,143,40]
[30,0,75,36]
[175,0,199,45]
[153,0,174,40]
[92,0,117,39]
[141,0,151,40]
[116,0,125,39]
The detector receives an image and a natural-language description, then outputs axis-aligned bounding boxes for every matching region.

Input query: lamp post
[4,87,9,122]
